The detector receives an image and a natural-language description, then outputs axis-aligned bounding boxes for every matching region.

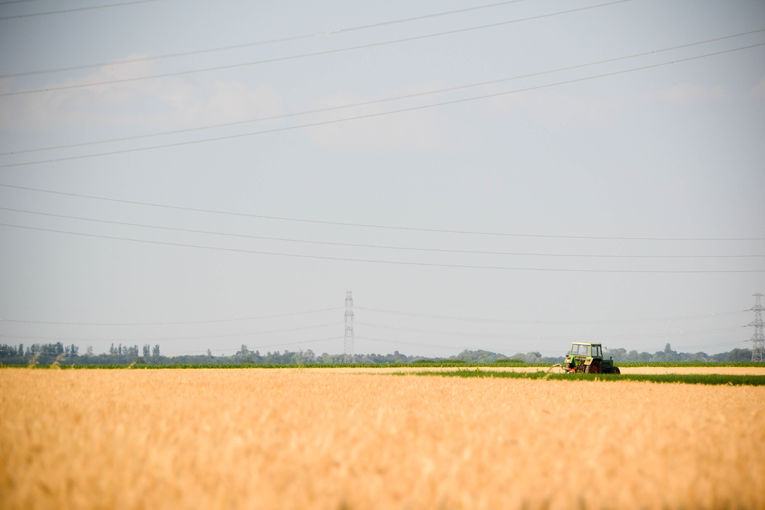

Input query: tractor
[562,342,620,374]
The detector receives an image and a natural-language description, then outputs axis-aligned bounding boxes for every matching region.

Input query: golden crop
[1,369,763,510]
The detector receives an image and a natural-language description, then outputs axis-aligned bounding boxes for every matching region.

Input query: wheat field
[1,368,763,510]
[295,366,765,375]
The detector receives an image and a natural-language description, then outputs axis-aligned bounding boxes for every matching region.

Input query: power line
[357,326,743,351]
[666,337,752,351]
[152,323,341,342]
[0,334,341,352]
[0,306,341,326]
[194,336,341,354]
[1,180,764,242]
[0,0,531,79]
[1,222,763,273]
[166,336,342,356]
[356,306,744,324]
[359,323,743,343]
[0,0,632,97]
[0,0,160,21]
[2,206,763,259]
[0,322,339,342]
[4,29,762,157]
[358,321,524,339]
[601,325,743,342]
[3,41,765,173]
[355,335,466,351]
[0,0,43,6]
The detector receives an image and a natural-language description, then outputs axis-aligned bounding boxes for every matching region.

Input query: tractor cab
[569,343,601,358]
[563,342,619,374]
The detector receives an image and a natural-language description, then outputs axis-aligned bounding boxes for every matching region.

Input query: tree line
[0,343,418,366]
[0,342,755,366]
[0,342,162,366]
[464,343,754,363]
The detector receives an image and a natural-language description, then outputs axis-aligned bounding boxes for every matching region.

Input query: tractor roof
[571,341,602,347]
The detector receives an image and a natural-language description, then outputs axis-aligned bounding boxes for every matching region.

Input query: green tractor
[562,342,620,374]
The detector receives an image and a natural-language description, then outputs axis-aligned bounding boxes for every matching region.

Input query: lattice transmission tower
[746,293,764,362]
[344,291,354,362]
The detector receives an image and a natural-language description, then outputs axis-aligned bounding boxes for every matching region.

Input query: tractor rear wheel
[586,362,601,374]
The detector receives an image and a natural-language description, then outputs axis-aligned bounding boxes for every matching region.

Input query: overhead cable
[0,0,160,21]
[357,326,741,349]
[0,0,43,5]
[0,0,531,78]
[1,222,763,273]
[1,206,763,258]
[2,41,765,174]
[0,322,339,342]
[388,325,741,341]
[1,180,764,241]
[355,335,465,350]
[3,29,763,157]
[162,337,341,356]
[355,307,745,325]
[0,0,631,96]
[0,306,341,326]
[358,323,744,342]
[188,336,340,354]
[357,321,527,339]
[0,334,340,351]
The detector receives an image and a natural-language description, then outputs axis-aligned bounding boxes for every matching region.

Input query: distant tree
[662,343,679,362]
[41,343,58,357]
[0,339,755,366]
[724,348,752,362]
[606,348,627,361]
[453,349,508,363]
[687,351,709,362]
[303,349,316,363]
[142,345,151,358]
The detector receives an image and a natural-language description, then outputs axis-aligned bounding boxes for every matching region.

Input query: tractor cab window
[571,344,590,356]
[592,345,602,357]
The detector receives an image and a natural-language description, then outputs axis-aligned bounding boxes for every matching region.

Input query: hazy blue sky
[1,0,763,357]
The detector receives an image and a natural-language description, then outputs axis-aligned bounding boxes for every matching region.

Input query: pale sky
[1,0,764,358]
